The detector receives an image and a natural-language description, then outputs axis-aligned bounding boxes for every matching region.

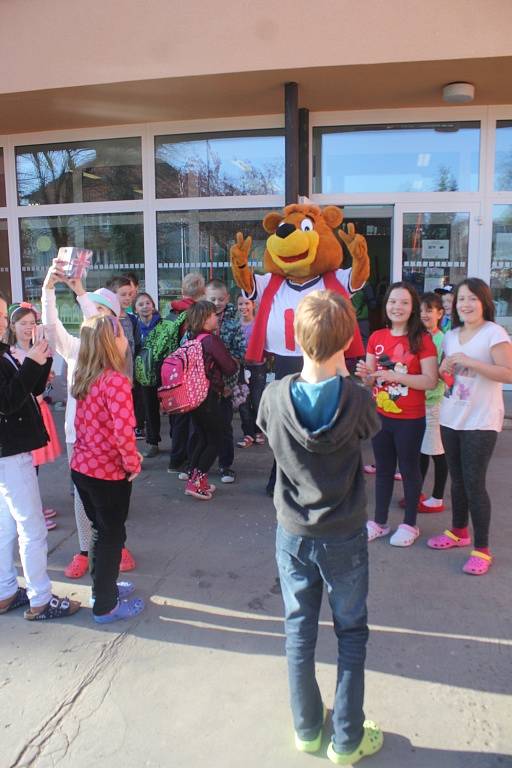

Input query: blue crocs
[90,581,136,607]
[94,597,145,624]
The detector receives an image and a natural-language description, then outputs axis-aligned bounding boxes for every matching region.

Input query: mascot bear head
[261,203,344,283]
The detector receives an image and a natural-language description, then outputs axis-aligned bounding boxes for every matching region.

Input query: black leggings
[189,389,223,474]
[420,453,448,500]
[71,470,132,616]
[441,427,498,548]
[372,415,425,527]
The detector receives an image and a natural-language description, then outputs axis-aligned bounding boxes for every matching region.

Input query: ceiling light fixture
[442,82,475,104]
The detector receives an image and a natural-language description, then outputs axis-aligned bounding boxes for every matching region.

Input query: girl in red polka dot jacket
[70,315,144,624]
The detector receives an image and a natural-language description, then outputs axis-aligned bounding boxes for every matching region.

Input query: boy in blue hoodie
[257,290,383,765]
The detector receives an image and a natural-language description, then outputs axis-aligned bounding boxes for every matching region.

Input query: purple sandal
[94,597,145,624]
[90,581,136,607]
[0,587,29,614]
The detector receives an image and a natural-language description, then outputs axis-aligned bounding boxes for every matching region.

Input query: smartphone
[32,325,46,344]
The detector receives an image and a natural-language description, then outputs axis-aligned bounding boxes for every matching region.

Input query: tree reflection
[156,140,284,198]
[16,142,143,205]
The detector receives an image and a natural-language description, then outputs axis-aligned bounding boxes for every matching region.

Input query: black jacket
[257,374,380,539]
[0,342,51,458]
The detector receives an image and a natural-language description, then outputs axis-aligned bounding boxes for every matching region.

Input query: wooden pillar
[284,82,299,205]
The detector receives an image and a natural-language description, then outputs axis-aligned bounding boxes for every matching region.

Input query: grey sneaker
[142,444,159,458]
[220,468,235,484]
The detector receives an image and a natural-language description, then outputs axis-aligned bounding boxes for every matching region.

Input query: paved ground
[2,411,512,768]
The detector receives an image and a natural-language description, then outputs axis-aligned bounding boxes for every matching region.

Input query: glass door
[393,203,481,294]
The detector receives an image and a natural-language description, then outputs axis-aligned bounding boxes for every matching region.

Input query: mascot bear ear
[263,212,283,234]
[322,206,344,229]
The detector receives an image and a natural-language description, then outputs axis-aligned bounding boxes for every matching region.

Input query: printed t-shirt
[246,270,353,357]
[367,329,437,419]
[440,321,510,432]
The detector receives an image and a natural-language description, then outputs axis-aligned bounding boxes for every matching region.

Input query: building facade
[1,0,512,334]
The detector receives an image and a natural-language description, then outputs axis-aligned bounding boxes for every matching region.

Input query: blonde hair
[182,272,205,300]
[294,290,355,362]
[71,315,126,400]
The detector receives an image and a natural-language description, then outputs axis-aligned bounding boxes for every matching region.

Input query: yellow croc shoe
[327,720,383,765]
[294,704,327,753]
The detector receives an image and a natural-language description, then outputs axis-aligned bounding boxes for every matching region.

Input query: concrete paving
[1,412,512,768]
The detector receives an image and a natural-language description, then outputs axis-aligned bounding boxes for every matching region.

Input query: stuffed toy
[230,203,370,366]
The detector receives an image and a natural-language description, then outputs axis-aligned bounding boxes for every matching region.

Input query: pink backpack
[157,333,210,414]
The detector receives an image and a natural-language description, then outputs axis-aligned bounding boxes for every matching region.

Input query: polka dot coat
[71,370,141,480]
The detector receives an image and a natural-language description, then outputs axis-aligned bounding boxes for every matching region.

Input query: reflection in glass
[0,149,6,207]
[491,205,512,336]
[494,121,512,191]
[16,138,143,206]
[0,220,11,301]
[155,131,285,198]
[313,122,480,194]
[20,213,144,331]
[402,212,469,295]
[157,209,271,313]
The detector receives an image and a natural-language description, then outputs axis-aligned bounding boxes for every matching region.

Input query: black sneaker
[135,428,145,440]
[167,461,185,474]
[220,468,236,484]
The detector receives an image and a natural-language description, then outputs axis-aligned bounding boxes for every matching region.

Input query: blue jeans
[275,525,369,753]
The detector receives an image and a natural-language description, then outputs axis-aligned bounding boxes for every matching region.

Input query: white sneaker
[390,524,420,547]
[366,520,391,542]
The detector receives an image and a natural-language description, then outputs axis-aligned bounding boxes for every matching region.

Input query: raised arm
[230,232,255,294]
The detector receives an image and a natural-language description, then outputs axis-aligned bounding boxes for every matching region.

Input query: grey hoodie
[257,374,380,539]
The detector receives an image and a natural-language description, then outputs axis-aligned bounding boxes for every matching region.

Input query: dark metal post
[285,82,299,205]
[298,108,309,198]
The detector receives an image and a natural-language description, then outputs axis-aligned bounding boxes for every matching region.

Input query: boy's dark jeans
[276,525,369,753]
[71,470,132,616]
[169,412,194,468]
[141,385,161,445]
[239,364,267,438]
[132,383,145,431]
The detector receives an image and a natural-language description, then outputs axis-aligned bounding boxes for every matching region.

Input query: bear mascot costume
[230,203,370,494]
[230,203,370,378]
